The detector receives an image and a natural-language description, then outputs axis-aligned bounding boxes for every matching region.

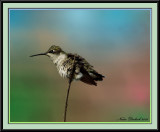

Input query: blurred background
[10,9,150,122]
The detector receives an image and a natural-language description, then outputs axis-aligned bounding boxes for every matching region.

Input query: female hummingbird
[30,45,104,86]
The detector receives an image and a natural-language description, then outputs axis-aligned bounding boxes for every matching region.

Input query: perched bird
[30,45,104,86]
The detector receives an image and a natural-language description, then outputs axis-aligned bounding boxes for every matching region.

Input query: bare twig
[64,55,76,122]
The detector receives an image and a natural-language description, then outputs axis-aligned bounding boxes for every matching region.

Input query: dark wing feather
[80,68,97,86]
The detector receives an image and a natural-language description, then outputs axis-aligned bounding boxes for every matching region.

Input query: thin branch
[64,55,76,122]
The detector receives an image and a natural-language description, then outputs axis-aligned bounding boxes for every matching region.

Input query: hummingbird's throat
[52,54,67,65]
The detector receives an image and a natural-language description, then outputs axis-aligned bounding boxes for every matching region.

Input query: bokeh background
[10,9,150,122]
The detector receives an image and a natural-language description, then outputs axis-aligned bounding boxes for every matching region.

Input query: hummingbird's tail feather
[90,71,105,81]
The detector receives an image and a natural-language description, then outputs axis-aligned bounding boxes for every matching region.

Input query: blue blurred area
[10,9,150,51]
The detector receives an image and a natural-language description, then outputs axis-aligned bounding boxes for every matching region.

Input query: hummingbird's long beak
[30,53,46,57]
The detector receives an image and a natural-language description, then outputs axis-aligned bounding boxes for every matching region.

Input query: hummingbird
[30,45,104,86]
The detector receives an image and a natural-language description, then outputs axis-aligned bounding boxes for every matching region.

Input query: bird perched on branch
[30,45,105,86]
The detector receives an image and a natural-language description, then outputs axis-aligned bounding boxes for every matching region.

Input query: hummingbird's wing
[80,67,97,86]
[67,53,93,69]
[67,53,97,86]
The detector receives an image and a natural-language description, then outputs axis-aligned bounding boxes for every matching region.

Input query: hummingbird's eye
[49,50,54,53]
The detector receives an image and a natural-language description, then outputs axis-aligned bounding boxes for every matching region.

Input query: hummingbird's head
[47,45,62,55]
[30,45,63,58]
